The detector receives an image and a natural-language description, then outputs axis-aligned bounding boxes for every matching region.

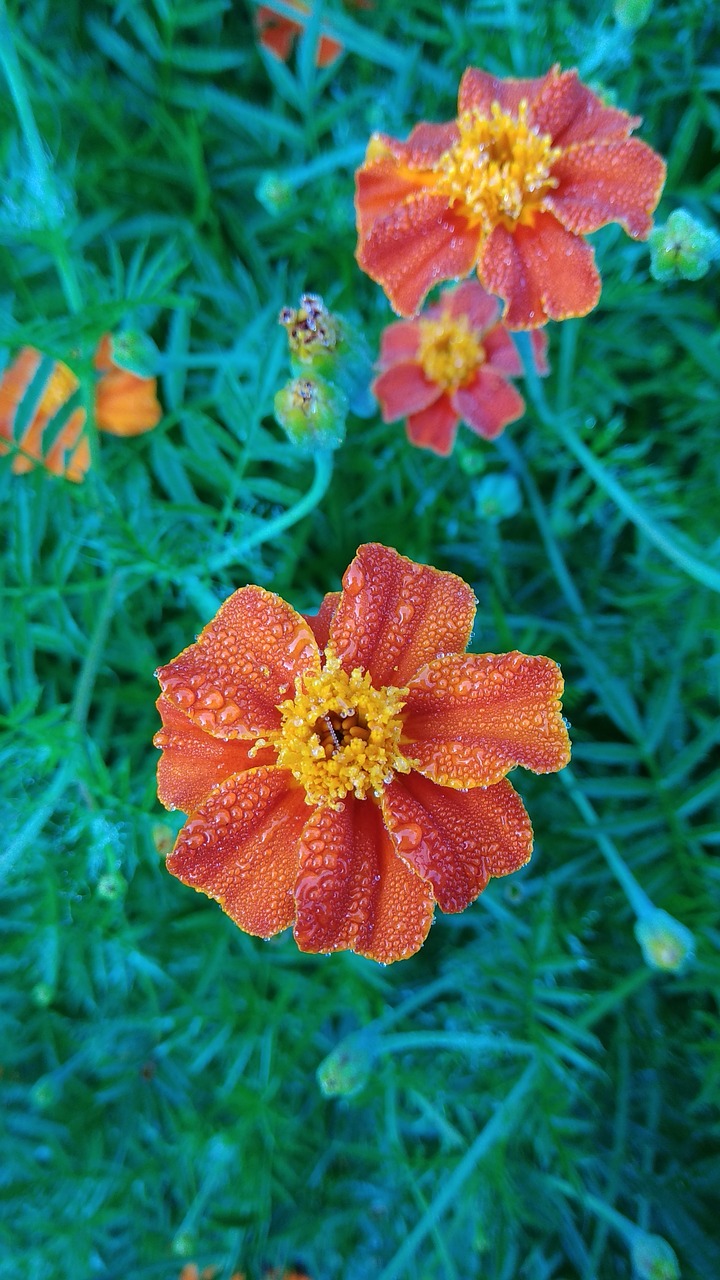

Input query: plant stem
[558,768,652,919]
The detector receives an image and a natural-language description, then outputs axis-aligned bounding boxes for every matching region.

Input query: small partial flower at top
[648,208,720,282]
[154,543,571,964]
[255,1,343,68]
[373,279,548,456]
[355,64,666,326]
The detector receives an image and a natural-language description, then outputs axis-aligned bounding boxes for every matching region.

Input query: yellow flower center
[258,654,414,808]
[434,100,561,233]
[417,314,485,392]
[38,361,78,417]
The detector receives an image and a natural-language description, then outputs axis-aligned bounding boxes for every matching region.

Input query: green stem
[516,332,720,596]
[551,1177,640,1246]
[379,1031,531,1057]
[0,760,75,882]
[71,573,120,728]
[207,450,333,572]
[377,1062,538,1280]
[558,768,652,919]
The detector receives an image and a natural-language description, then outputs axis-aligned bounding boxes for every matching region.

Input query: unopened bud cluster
[649,209,720,283]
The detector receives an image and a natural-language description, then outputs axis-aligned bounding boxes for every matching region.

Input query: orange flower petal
[154,695,276,813]
[381,773,533,912]
[406,397,459,456]
[355,144,434,238]
[482,324,523,376]
[378,320,423,368]
[531,67,640,147]
[373,362,441,422]
[256,3,303,61]
[316,33,344,68]
[480,214,601,329]
[42,409,90,482]
[356,192,479,318]
[402,651,571,788]
[459,66,553,117]
[328,543,477,687]
[302,591,341,651]
[402,120,460,165]
[451,368,525,440]
[0,349,90,482]
[157,586,320,738]
[444,279,499,331]
[548,139,666,239]
[293,796,435,962]
[167,766,308,938]
[95,369,162,437]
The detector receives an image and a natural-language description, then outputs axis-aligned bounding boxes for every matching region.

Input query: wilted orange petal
[451,368,525,440]
[355,147,433,238]
[482,325,523,377]
[154,695,276,813]
[302,591,341,651]
[373,362,441,421]
[329,543,477,688]
[402,651,571,788]
[480,214,601,328]
[459,66,553,118]
[548,139,666,239]
[157,586,320,739]
[531,67,640,147]
[378,320,423,368]
[293,796,435,962]
[95,368,162,437]
[356,192,478,318]
[167,766,307,938]
[382,773,533,912]
[406,397,459,456]
[444,279,499,331]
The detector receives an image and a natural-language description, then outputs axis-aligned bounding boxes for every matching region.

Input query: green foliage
[1,1,719,1279]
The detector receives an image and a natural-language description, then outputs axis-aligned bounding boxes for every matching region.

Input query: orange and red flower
[0,335,162,482]
[255,1,343,68]
[373,279,548,456]
[355,64,666,327]
[154,544,570,964]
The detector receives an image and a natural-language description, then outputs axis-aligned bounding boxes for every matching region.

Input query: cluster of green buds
[649,209,720,283]
[274,292,374,454]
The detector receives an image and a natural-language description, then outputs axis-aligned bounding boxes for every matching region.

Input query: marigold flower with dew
[0,334,162,480]
[154,544,570,963]
[373,279,548,455]
[355,64,666,327]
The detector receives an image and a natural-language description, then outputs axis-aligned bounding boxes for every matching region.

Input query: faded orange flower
[256,1,343,68]
[373,279,548,455]
[154,544,570,964]
[0,335,162,481]
[355,64,666,327]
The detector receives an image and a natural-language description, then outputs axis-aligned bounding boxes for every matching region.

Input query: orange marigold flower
[256,1,343,68]
[355,64,666,327]
[0,335,162,480]
[154,544,570,964]
[373,279,549,455]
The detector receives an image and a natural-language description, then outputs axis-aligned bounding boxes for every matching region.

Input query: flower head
[373,279,548,455]
[355,64,666,326]
[0,334,162,480]
[256,2,343,68]
[154,544,570,963]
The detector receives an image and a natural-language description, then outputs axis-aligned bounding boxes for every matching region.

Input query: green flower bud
[255,171,293,216]
[631,1232,680,1280]
[31,1077,58,1110]
[31,982,54,1008]
[634,908,695,974]
[649,210,720,283]
[96,871,127,902]
[473,472,522,522]
[317,1034,375,1098]
[109,330,160,378]
[171,1231,195,1259]
[614,0,653,29]
[274,374,347,454]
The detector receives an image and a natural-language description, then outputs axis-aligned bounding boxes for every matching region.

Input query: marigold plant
[373,279,548,455]
[154,543,570,964]
[0,335,162,481]
[355,64,666,326]
[255,1,343,67]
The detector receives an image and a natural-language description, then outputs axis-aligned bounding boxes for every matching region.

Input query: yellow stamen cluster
[417,314,485,392]
[259,653,414,808]
[434,100,561,233]
[39,361,78,417]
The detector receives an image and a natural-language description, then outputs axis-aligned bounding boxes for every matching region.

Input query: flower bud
[614,0,653,28]
[109,330,160,378]
[280,293,340,372]
[630,1231,680,1280]
[473,471,522,522]
[274,374,347,454]
[31,982,54,1008]
[649,209,720,282]
[317,1034,375,1098]
[152,822,175,858]
[255,171,293,216]
[634,908,695,973]
[96,871,127,902]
